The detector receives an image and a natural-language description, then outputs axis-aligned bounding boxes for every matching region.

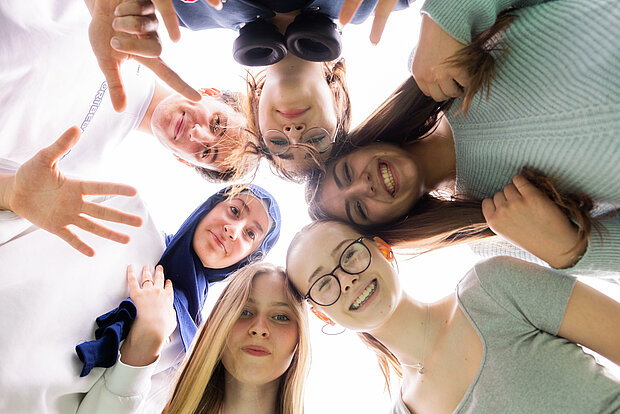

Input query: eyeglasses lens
[310,240,371,306]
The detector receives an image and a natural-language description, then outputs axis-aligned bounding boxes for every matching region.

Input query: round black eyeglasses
[304,237,371,307]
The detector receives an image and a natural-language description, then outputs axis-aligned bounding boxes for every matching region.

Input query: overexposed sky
[104,4,620,412]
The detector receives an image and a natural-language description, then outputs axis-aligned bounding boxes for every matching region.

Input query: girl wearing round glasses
[286,220,620,413]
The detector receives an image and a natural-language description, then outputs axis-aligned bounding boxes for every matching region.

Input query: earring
[374,237,395,261]
[310,307,345,336]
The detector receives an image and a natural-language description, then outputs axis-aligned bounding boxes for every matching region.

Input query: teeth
[351,280,377,310]
[380,163,395,194]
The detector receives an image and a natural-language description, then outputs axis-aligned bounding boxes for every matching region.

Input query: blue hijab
[76,184,281,376]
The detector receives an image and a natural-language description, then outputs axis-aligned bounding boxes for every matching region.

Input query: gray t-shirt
[392,257,620,414]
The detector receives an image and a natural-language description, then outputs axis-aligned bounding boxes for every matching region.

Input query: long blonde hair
[163,262,311,414]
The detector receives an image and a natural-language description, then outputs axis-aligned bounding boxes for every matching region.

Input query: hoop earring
[284,12,342,62]
[233,20,287,66]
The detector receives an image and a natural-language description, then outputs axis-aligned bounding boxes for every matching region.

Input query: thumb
[37,126,82,166]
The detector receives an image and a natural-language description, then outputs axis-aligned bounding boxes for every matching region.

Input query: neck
[405,116,456,193]
[221,372,280,414]
[367,292,455,373]
[268,10,300,34]
[138,82,173,135]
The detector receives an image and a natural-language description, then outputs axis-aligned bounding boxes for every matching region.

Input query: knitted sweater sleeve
[420,0,550,43]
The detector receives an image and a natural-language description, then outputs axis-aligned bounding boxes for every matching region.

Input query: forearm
[119,327,166,367]
[0,174,15,211]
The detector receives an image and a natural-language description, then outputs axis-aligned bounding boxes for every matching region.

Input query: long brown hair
[163,263,310,414]
[307,14,598,257]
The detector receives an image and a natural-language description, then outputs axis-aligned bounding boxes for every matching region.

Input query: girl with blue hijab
[0,184,279,414]
[76,184,281,377]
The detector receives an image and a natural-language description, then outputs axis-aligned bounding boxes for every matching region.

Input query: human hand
[89,0,200,112]
[338,0,399,44]
[411,14,470,101]
[120,264,176,366]
[2,126,143,256]
[482,174,587,269]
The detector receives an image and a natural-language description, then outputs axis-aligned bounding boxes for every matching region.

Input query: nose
[189,123,213,144]
[249,315,270,338]
[224,222,243,240]
[334,268,360,292]
[283,123,305,144]
[347,172,375,197]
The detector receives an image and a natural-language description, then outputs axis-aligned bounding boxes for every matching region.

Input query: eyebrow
[238,199,264,235]
[306,238,355,284]
[246,298,292,308]
[211,147,219,164]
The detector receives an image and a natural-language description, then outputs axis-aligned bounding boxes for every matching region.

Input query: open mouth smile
[379,162,396,196]
[350,279,377,311]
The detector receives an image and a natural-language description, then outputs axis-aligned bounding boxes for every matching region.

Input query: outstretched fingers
[56,227,96,257]
[136,56,201,101]
[369,0,398,45]
[82,201,143,227]
[339,0,363,26]
[151,0,181,42]
[74,215,132,244]
[79,180,138,197]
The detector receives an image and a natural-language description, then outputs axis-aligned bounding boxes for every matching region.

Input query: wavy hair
[163,262,310,414]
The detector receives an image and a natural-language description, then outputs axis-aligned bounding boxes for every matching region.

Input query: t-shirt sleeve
[467,256,576,335]
[420,0,550,43]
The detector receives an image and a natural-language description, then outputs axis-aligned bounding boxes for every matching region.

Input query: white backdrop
[103,4,620,412]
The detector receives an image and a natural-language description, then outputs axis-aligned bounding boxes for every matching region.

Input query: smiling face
[257,57,338,175]
[286,221,400,332]
[317,142,422,225]
[151,93,247,171]
[192,193,270,269]
[222,270,299,386]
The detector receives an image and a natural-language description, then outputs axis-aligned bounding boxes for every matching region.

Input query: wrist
[119,325,166,367]
[0,174,16,211]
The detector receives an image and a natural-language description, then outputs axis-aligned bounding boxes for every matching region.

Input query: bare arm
[558,281,620,366]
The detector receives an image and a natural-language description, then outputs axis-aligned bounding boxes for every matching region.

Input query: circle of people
[1,0,619,413]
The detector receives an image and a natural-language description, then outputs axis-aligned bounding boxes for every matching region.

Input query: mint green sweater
[419,0,620,277]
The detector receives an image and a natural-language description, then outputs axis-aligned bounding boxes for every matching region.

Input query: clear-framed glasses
[261,127,335,156]
[304,237,371,307]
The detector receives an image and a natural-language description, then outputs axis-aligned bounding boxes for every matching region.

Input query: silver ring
[141,279,154,287]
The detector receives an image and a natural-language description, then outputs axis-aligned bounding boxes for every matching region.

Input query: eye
[211,114,221,133]
[246,229,256,240]
[201,147,211,159]
[273,314,290,322]
[240,309,252,318]
[344,162,352,184]
[230,206,240,216]
[355,201,367,221]
[317,277,333,292]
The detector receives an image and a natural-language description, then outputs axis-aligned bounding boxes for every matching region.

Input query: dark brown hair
[307,14,598,259]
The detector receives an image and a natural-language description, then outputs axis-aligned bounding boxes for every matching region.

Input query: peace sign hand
[1,126,143,256]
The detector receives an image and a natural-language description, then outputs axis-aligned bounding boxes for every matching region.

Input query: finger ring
[142,279,154,287]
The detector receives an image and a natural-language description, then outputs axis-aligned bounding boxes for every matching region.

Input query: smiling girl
[287,220,620,413]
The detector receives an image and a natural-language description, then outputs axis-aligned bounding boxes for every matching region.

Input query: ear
[173,154,194,168]
[310,306,335,326]
[373,237,395,262]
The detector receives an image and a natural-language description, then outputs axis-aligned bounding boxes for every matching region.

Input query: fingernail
[110,38,120,49]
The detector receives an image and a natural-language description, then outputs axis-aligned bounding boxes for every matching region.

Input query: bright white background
[104,4,620,412]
